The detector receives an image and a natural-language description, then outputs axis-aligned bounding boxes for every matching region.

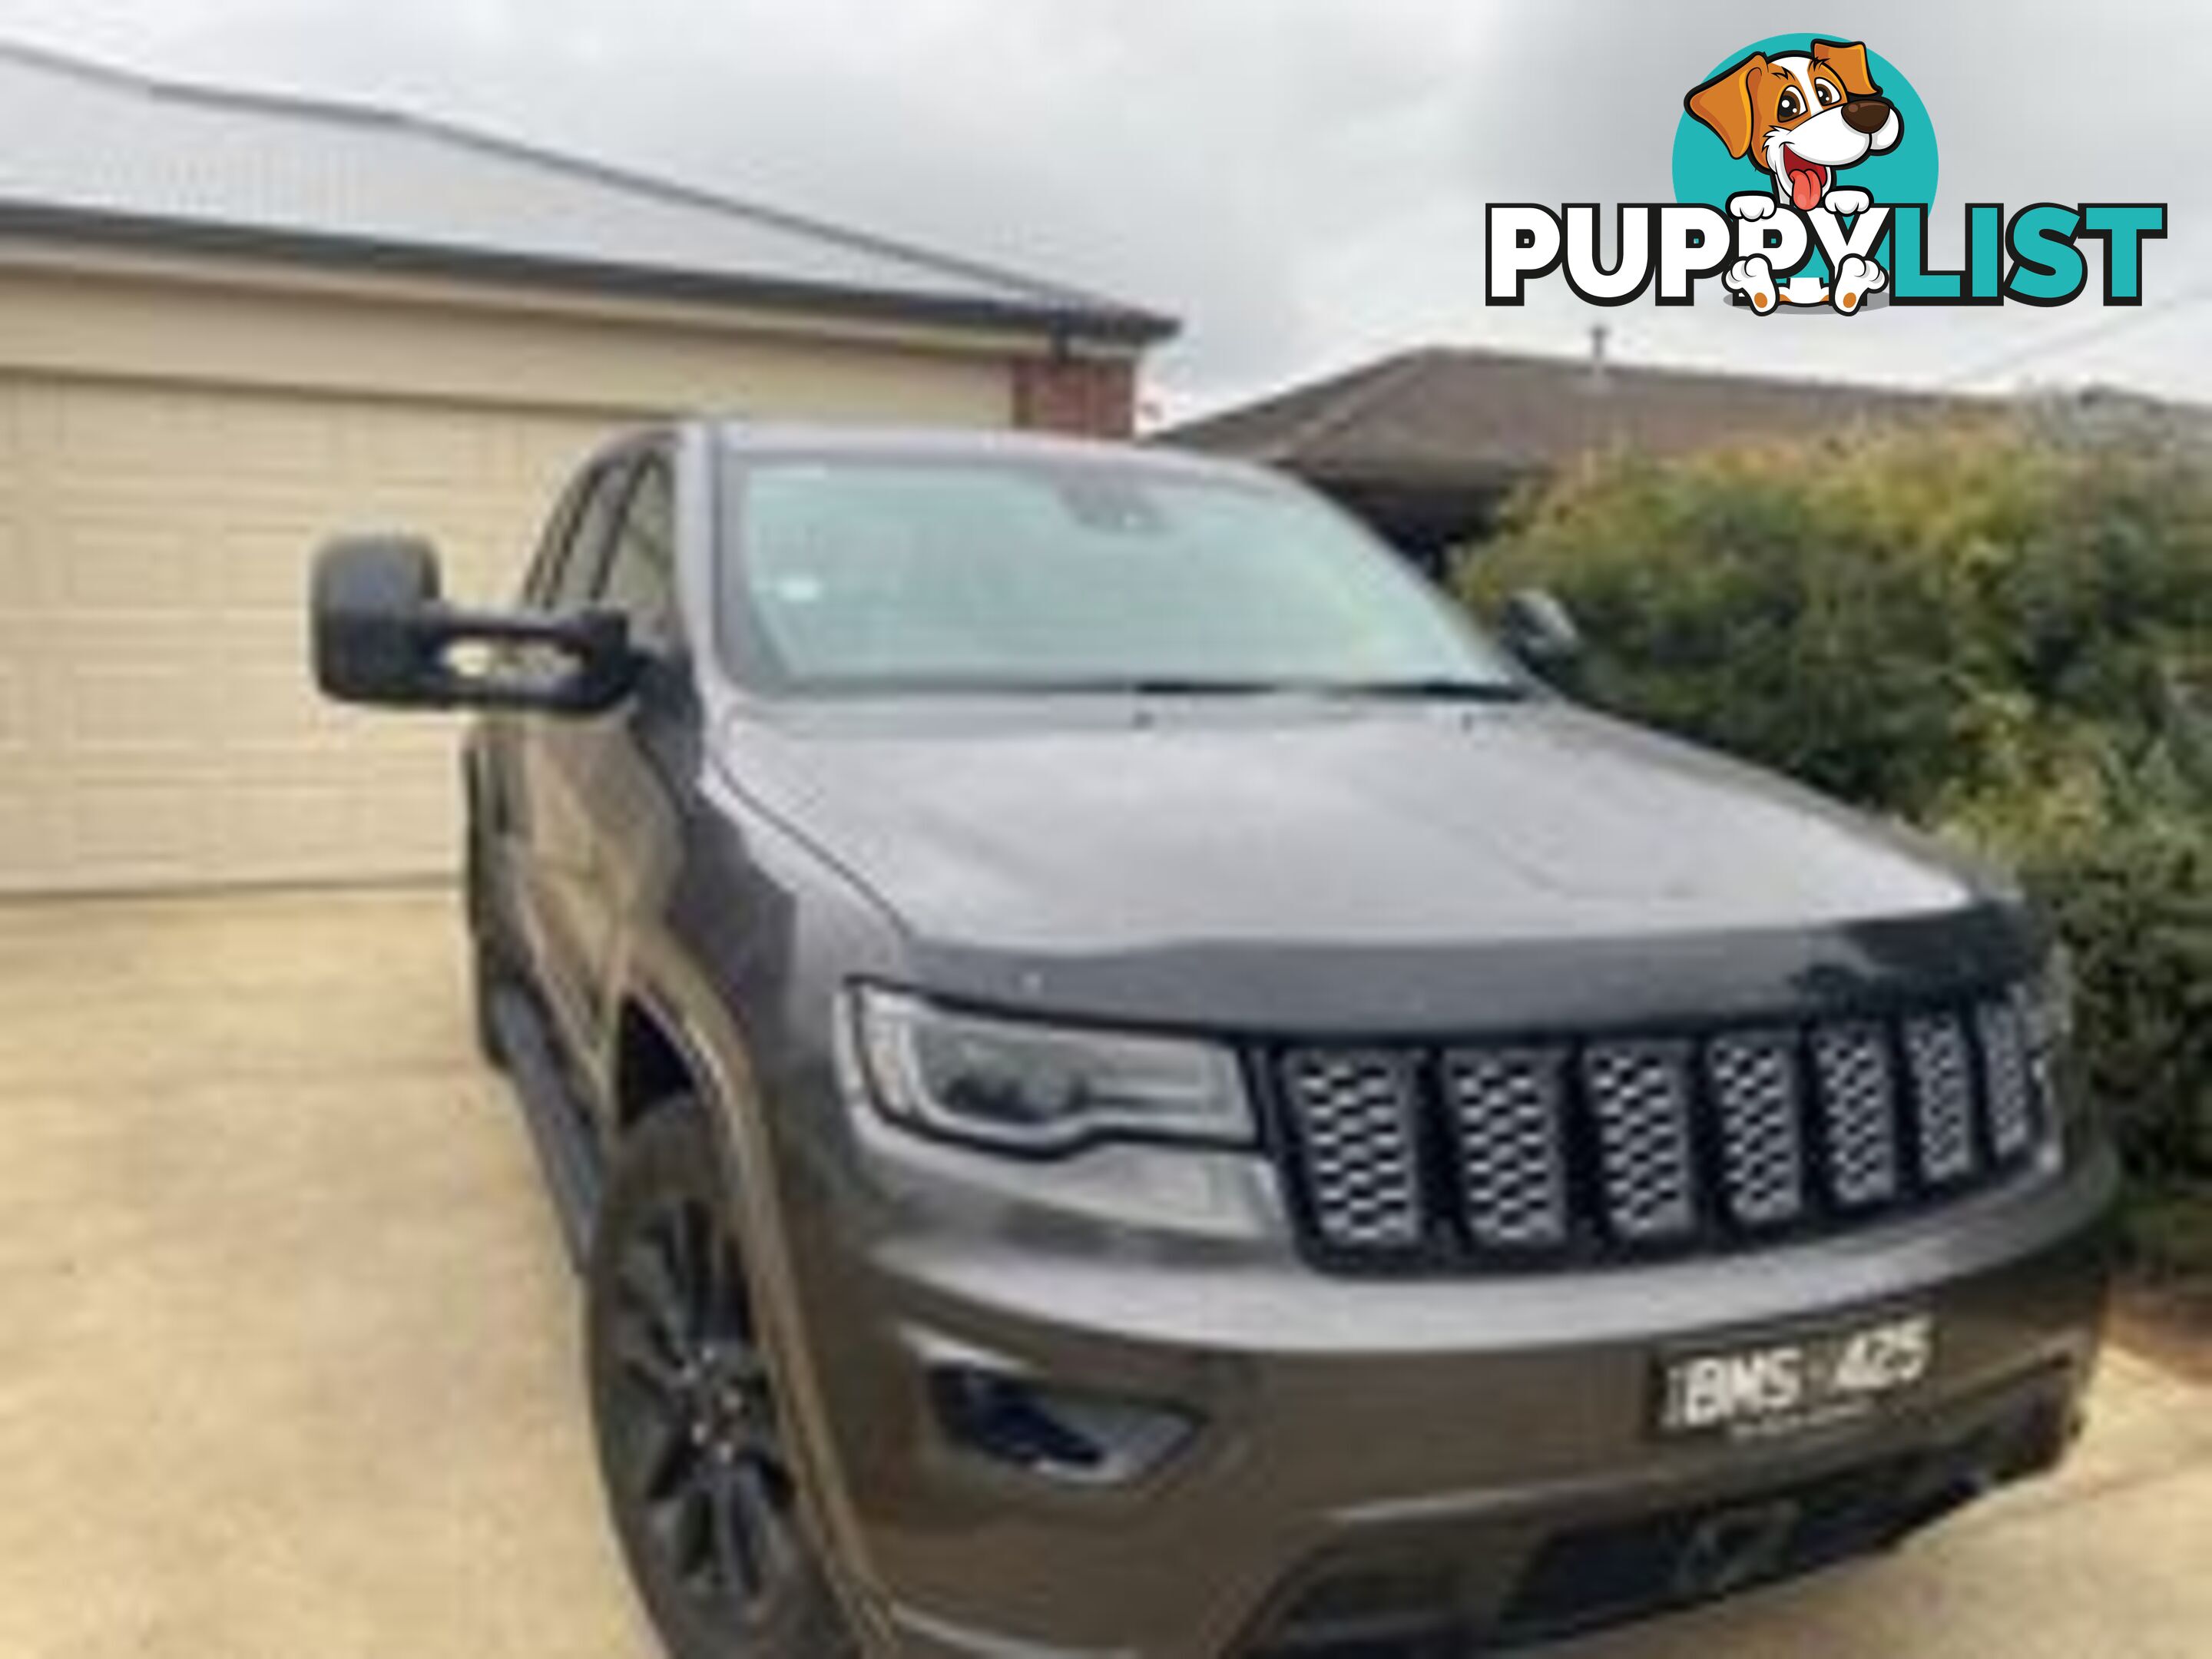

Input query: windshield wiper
[894,674,1532,700]
[1025,675,1306,697]
[1317,677,1532,702]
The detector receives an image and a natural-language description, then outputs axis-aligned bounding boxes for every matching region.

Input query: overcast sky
[0,0,2202,422]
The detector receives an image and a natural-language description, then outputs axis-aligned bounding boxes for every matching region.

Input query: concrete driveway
[0,889,2207,1659]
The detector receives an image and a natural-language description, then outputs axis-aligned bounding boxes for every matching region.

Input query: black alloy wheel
[588,1105,853,1658]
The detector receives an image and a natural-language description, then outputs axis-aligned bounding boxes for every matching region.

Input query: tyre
[587,1104,856,1659]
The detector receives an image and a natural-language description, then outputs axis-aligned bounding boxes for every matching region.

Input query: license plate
[1656,1311,1936,1440]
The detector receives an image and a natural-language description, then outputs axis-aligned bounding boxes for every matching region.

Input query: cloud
[0,0,2199,419]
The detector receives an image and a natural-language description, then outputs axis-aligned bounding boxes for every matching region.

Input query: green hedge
[1462,418,2212,1262]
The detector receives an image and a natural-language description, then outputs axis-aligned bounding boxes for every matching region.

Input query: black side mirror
[1498,587,1583,674]
[311,536,641,714]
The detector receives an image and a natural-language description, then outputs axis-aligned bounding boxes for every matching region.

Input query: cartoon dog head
[1685,41,1901,212]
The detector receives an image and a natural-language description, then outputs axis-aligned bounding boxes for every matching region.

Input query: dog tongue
[1790,165,1824,211]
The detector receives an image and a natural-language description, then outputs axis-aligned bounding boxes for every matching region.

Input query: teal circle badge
[1672,34,1936,214]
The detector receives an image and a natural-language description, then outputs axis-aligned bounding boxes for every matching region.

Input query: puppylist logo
[1489,35,2166,316]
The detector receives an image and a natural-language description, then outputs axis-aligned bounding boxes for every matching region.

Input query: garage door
[0,375,613,893]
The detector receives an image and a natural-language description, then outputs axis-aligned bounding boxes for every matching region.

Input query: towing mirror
[310,536,641,714]
[1498,587,1584,675]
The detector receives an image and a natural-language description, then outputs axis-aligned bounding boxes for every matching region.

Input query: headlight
[849,986,1256,1156]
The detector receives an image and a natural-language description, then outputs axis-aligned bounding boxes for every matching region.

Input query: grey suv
[310,421,2114,1657]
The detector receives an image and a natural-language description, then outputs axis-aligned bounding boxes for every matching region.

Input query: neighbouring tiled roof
[0,38,1175,343]
[1164,346,1955,483]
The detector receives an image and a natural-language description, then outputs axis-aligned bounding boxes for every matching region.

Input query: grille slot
[1706,1031,1806,1227]
[1279,1051,1426,1253]
[1583,1043,1697,1243]
[1444,1048,1570,1249]
[1977,998,2038,1161]
[1904,1013,1979,1185]
[1272,984,2057,1270]
[1810,1023,1902,1209]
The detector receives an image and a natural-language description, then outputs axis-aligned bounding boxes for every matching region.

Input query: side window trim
[593,448,681,646]
[522,471,591,607]
[546,455,638,613]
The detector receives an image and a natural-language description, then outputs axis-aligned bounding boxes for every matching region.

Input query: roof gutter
[0,198,1181,349]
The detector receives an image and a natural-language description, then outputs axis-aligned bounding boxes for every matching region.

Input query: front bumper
[769,1101,2115,1659]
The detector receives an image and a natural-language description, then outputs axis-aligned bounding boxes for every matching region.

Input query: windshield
[715,450,1522,695]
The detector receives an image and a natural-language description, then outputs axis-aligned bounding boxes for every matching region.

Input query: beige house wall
[0,246,1045,893]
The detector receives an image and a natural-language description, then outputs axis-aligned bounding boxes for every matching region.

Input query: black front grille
[1271,985,2056,1269]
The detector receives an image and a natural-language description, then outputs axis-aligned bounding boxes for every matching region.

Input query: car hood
[713,698,2022,1029]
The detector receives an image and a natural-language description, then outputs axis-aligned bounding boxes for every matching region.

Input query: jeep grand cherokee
[310,421,2114,1657]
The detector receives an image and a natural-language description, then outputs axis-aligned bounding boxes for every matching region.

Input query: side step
[488,985,605,1273]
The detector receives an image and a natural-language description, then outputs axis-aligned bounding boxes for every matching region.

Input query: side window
[543,460,633,613]
[597,458,678,648]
